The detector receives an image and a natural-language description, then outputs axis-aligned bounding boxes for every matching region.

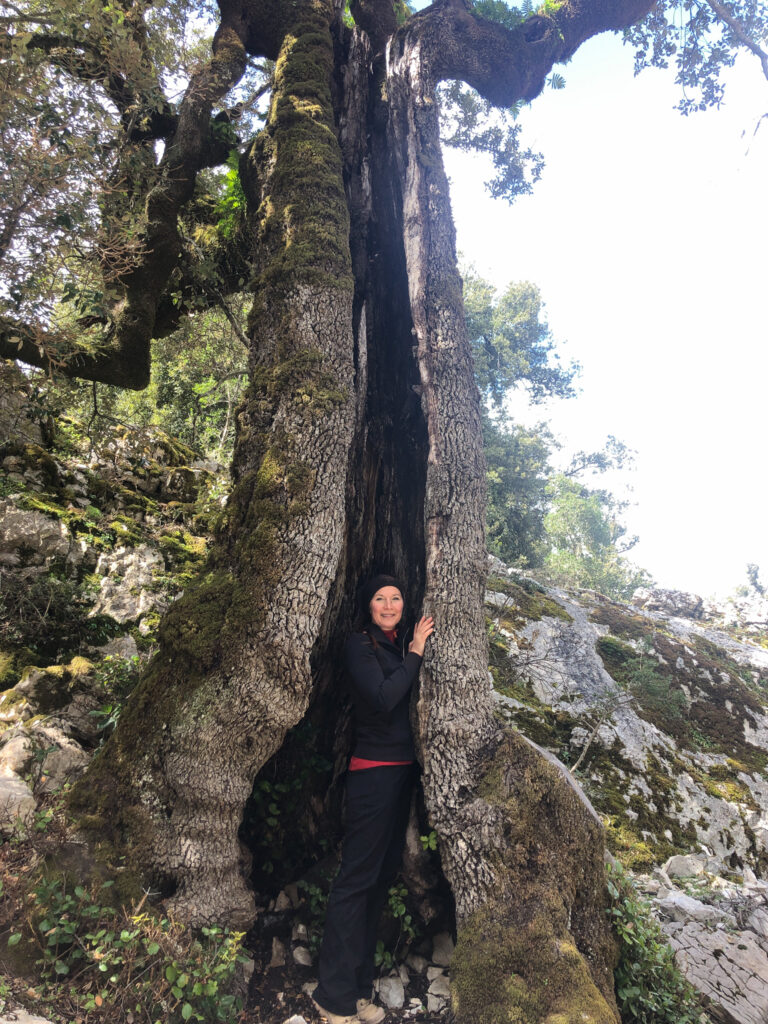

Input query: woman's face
[369,586,404,630]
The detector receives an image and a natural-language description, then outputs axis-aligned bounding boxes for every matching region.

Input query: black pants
[313,764,415,1016]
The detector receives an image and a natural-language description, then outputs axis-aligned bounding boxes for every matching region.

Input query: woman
[312,575,434,1024]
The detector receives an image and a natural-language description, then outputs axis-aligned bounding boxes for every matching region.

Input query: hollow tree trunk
[381,29,621,1024]
[70,0,660,1017]
[71,0,358,927]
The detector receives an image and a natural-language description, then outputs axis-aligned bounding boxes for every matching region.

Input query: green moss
[108,515,145,546]
[589,603,656,641]
[0,646,37,689]
[453,905,615,1024]
[487,576,572,627]
[158,529,208,566]
[453,730,619,1024]
[245,15,353,296]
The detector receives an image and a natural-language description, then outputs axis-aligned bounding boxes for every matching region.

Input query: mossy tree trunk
[69,0,659,1018]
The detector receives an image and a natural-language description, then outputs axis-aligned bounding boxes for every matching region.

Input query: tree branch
[393,0,658,107]
[0,318,149,388]
[705,0,768,82]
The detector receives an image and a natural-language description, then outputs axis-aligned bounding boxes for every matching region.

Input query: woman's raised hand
[409,615,435,656]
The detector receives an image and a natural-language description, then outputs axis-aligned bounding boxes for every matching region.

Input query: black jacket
[344,623,422,761]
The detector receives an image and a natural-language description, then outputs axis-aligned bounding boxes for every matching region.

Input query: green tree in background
[544,473,652,599]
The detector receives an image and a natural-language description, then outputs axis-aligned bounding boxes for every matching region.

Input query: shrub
[10,875,247,1023]
[606,863,708,1024]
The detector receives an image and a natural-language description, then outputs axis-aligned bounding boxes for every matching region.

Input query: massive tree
[4,0,766,1019]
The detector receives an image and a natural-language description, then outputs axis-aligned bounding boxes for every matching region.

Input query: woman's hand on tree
[409,615,434,656]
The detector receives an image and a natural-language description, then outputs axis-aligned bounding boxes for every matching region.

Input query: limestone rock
[283,1017,308,1024]
[376,975,405,1009]
[427,994,447,1014]
[94,635,139,660]
[275,890,292,911]
[427,974,451,999]
[0,770,36,833]
[0,730,34,776]
[656,891,736,927]
[36,730,90,792]
[292,946,312,966]
[746,907,768,939]
[91,544,166,623]
[632,587,704,620]
[0,1011,56,1024]
[664,854,707,878]
[431,931,454,967]
[406,953,428,973]
[662,922,768,1024]
[0,501,72,565]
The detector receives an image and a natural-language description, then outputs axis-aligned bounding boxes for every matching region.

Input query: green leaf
[181,1003,193,1020]
[165,963,178,983]
[7,932,22,947]
[146,941,160,955]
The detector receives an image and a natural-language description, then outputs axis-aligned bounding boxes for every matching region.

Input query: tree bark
[64,0,665,1016]
[383,26,620,1023]
[71,0,357,926]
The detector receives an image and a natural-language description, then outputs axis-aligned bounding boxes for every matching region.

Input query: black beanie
[359,574,404,617]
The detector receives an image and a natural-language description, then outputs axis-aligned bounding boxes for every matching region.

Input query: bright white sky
[442,29,768,599]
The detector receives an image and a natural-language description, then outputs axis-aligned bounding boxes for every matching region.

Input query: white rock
[291,922,308,942]
[292,946,313,967]
[283,1017,308,1024]
[405,953,428,974]
[427,975,451,999]
[0,770,36,833]
[0,732,34,777]
[398,963,409,985]
[426,966,445,981]
[285,882,301,907]
[91,545,166,623]
[657,892,736,927]
[747,907,768,938]
[663,922,768,1024]
[427,994,447,1013]
[94,635,139,660]
[0,501,72,564]
[663,854,707,878]
[376,976,405,1009]
[0,1012,56,1024]
[37,733,90,792]
[431,931,454,966]
[301,981,318,997]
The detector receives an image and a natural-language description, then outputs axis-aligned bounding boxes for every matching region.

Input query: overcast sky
[442,28,768,599]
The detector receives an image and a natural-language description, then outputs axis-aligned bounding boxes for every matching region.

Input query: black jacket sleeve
[344,633,422,714]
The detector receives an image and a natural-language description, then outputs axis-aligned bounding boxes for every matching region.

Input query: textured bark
[384,28,620,1023]
[61,0,667,1014]
[71,0,356,926]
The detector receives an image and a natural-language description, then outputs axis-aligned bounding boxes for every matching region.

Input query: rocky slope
[2,375,768,1023]
[485,559,768,1024]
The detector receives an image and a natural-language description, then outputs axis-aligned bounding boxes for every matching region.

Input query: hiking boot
[356,998,385,1023]
[312,998,362,1024]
